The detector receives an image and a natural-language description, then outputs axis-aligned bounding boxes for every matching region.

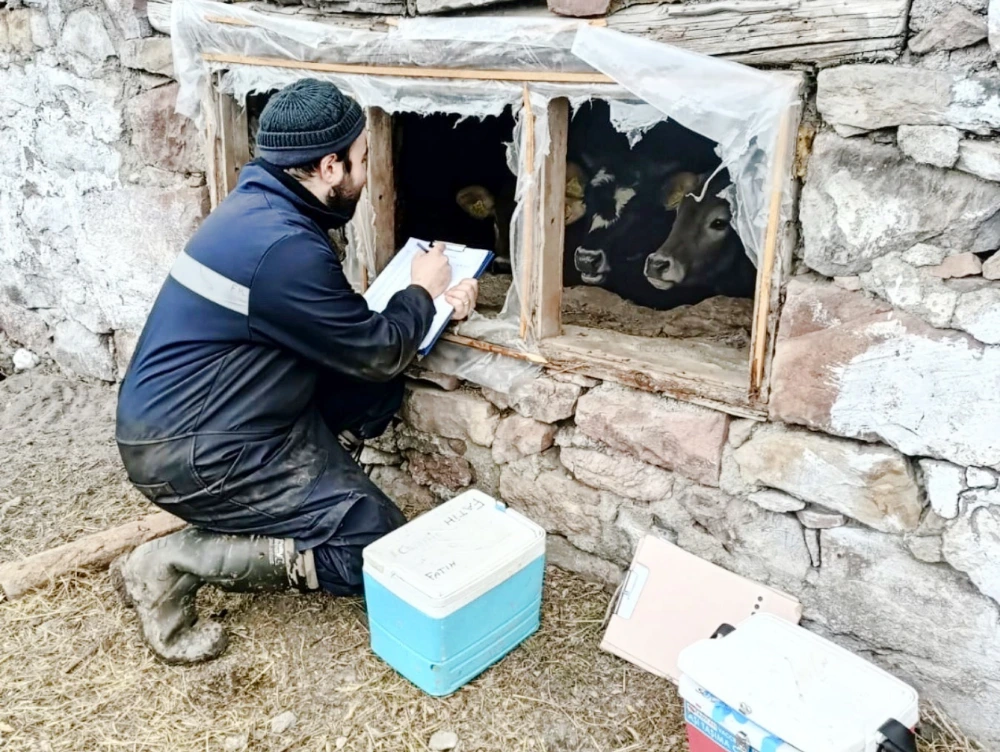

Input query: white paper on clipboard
[600,534,802,683]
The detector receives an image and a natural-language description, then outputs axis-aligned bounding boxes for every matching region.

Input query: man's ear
[456,185,496,220]
[319,152,347,185]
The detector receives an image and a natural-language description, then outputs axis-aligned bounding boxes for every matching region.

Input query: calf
[455,160,590,276]
[643,170,757,299]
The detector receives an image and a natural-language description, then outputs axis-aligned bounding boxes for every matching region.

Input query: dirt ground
[474,273,752,347]
[0,371,982,752]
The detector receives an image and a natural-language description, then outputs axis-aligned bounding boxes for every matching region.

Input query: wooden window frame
[204,65,804,421]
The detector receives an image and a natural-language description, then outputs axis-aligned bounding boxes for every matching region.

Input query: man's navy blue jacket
[116,159,435,543]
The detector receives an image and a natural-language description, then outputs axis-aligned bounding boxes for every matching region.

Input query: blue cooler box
[362,489,547,696]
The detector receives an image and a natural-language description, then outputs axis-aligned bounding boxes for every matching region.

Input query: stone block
[992,0,1000,59]
[406,452,473,491]
[491,414,556,465]
[53,320,114,382]
[804,528,821,567]
[816,65,1000,134]
[770,278,1000,470]
[909,4,988,54]
[120,37,173,77]
[953,287,1000,345]
[560,446,675,504]
[359,447,401,467]
[804,526,1000,748]
[928,252,983,278]
[401,385,500,447]
[499,451,604,553]
[902,243,950,267]
[920,459,965,519]
[796,508,848,529]
[801,133,1000,277]
[369,466,436,516]
[860,254,959,328]
[546,535,624,592]
[76,186,209,333]
[7,10,34,56]
[483,376,582,423]
[575,383,728,487]
[734,423,922,534]
[394,423,466,457]
[462,443,501,498]
[13,349,40,372]
[58,9,116,78]
[113,329,139,380]
[911,0,989,33]
[547,0,611,18]
[907,534,944,563]
[984,253,1000,280]
[897,125,960,168]
[748,489,806,513]
[967,466,998,488]
[103,0,152,39]
[127,83,204,174]
[832,275,862,292]
[957,139,1000,182]
[550,371,600,388]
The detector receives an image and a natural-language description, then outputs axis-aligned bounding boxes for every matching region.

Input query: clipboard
[363,237,494,357]
[600,534,803,683]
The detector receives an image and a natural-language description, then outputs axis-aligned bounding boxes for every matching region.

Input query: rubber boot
[110,527,319,664]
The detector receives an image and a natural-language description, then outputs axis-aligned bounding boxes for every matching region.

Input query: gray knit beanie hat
[256,79,366,168]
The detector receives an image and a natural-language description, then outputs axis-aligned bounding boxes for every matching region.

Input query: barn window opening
[559,99,755,352]
[393,109,517,319]
[187,5,803,415]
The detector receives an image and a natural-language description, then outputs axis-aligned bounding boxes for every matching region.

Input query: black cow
[643,169,757,299]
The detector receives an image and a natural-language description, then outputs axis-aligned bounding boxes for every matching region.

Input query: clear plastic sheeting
[419,340,541,394]
[171,0,800,380]
[571,25,801,266]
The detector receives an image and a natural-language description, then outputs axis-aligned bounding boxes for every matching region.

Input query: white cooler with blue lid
[362,489,546,696]
[677,613,919,752]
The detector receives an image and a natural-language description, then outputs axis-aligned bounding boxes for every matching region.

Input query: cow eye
[710,218,729,230]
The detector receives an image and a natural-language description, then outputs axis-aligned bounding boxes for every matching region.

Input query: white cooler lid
[362,489,546,618]
[677,613,919,752]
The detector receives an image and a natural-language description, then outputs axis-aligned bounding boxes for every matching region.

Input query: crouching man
[112,79,478,664]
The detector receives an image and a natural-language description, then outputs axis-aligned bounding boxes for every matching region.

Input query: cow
[455,159,591,277]
[643,169,757,299]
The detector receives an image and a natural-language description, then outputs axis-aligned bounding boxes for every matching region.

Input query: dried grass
[0,567,686,751]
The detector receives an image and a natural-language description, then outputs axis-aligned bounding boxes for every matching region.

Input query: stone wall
[0,0,207,380]
[1,0,999,745]
[367,3,1000,744]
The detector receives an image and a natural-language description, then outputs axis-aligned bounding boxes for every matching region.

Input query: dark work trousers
[117,374,408,595]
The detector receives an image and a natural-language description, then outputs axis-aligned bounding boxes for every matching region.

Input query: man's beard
[325,182,361,220]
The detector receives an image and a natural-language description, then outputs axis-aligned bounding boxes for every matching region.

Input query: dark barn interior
[393,108,518,316]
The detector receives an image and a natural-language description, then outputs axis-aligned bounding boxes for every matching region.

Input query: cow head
[643,170,733,290]
[456,161,589,275]
[570,158,679,287]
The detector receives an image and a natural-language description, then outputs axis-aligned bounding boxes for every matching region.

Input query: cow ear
[565,161,587,201]
[664,172,699,210]
[565,199,587,226]
[456,185,496,220]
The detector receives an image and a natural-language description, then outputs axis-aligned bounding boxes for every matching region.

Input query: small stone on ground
[430,730,459,750]
[269,711,297,735]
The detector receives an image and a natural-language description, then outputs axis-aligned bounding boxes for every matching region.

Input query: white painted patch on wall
[830,319,1000,469]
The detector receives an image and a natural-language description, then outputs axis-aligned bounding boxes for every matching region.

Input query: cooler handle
[877,719,916,752]
[710,623,736,639]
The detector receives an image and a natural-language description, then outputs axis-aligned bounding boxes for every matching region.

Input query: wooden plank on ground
[0,512,186,601]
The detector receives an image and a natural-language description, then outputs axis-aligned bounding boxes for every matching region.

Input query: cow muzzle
[644,253,685,290]
[574,248,611,285]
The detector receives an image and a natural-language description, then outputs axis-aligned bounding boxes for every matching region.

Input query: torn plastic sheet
[419,340,541,394]
[172,0,799,379]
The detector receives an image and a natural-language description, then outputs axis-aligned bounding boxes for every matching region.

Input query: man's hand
[411,242,452,299]
[445,278,479,321]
